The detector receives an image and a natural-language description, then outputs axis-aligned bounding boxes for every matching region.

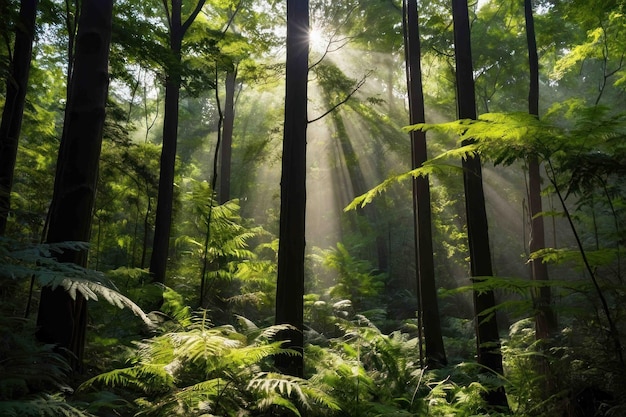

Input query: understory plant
[79,307,340,416]
[0,237,152,416]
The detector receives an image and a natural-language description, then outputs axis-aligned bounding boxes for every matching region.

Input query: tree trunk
[275,0,308,378]
[525,0,556,341]
[451,0,508,408]
[149,0,206,284]
[403,0,447,368]
[36,0,113,371]
[149,60,181,284]
[218,69,236,204]
[0,0,38,235]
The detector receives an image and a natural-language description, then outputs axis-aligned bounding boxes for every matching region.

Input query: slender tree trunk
[275,0,309,378]
[36,0,113,371]
[403,0,447,368]
[149,0,207,283]
[451,0,508,408]
[0,0,38,235]
[141,193,151,269]
[524,0,556,341]
[218,69,236,204]
[150,53,181,284]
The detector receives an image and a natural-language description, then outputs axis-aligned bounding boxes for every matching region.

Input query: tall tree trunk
[149,0,206,284]
[149,39,181,284]
[275,0,308,378]
[524,0,556,341]
[403,0,447,368]
[451,0,508,408]
[0,0,38,235]
[36,0,113,371]
[218,69,236,204]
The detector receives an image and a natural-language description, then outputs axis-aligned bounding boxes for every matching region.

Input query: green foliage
[349,105,626,211]
[303,313,516,416]
[321,243,385,311]
[0,237,151,326]
[0,394,93,417]
[0,237,157,415]
[4,0,626,415]
[79,312,337,416]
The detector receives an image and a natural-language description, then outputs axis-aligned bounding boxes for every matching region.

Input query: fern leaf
[248,372,341,412]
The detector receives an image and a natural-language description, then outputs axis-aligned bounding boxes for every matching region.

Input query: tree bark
[149,46,181,284]
[149,0,206,284]
[451,0,508,408]
[0,0,38,235]
[275,0,309,378]
[403,0,447,368]
[36,0,113,370]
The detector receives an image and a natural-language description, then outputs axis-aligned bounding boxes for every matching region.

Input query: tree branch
[182,0,208,34]
[161,0,172,32]
[308,72,370,124]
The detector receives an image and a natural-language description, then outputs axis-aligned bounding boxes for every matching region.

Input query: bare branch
[308,72,370,124]
[309,4,358,70]
[221,0,244,35]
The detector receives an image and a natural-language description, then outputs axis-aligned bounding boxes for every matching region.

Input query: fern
[348,107,626,211]
[0,238,152,326]
[80,363,175,394]
[248,372,341,413]
[0,317,93,417]
[78,313,333,416]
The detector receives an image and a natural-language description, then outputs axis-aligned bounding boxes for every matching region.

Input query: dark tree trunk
[0,0,38,235]
[275,0,308,378]
[218,70,236,204]
[403,0,447,368]
[525,0,556,341]
[36,0,113,370]
[149,0,206,284]
[451,0,508,408]
[150,57,181,284]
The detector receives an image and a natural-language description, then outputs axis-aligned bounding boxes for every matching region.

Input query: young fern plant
[79,312,339,416]
[305,314,425,416]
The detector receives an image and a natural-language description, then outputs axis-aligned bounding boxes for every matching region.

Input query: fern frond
[441,275,594,298]
[0,343,71,394]
[257,394,302,416]
[1,238,152,326]
[168,328,242,369]
[248,372,341,412]
[234,315,260,334]
[223,341,297,369]
[79,363,174,394]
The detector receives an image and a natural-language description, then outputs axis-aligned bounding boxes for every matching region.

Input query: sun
[309,27,326,53]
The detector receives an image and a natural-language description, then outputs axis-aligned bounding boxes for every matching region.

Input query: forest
[1,0,625,415]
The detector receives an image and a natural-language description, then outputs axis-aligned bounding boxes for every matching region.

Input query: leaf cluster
[80,312,337,416]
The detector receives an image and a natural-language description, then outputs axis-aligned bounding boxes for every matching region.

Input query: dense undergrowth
[2,234,625,416]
